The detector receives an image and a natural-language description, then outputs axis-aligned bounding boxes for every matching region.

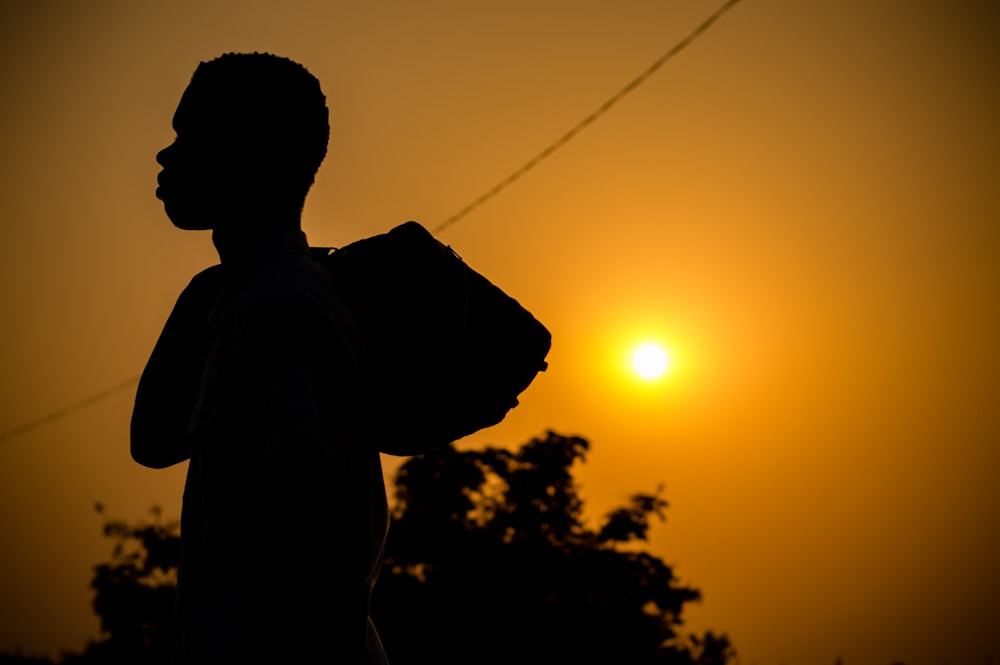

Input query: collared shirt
[175,230,389,664]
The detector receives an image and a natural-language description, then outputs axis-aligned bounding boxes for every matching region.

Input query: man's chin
[171,221,213,231]
[167,210,212,231]
[162,202,213,231]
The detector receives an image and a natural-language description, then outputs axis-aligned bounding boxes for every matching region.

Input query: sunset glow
[632,342,670,380]
[1,2,998,664]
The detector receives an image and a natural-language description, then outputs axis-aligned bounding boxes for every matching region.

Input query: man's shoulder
[216,252,363,350]
[254,251,335,303]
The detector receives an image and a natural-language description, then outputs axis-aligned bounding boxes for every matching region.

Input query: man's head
[156,53,329,231]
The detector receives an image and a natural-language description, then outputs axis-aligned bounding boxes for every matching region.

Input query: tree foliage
[0,506,182,665]
[373,431,733,665]
[1,431,734,664]
[76,505,179,665]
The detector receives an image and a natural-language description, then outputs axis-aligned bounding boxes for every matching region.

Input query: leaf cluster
[373,431,733,665]
[66,506,178,665]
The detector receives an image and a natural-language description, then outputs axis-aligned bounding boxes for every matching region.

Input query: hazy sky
[1,2,998,664]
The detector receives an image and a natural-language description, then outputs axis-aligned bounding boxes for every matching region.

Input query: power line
[0,0,743,445]
[432,0,743,234]
[0,375,139,444]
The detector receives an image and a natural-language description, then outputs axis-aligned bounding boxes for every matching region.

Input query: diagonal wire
[0,0,743,445]
[432,0,743,235]
[0,375,140,444]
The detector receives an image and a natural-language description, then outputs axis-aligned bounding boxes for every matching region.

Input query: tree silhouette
[0,431,734,664]
[0,506,180,665]
[372,431,733,665]
[71,505,178,665]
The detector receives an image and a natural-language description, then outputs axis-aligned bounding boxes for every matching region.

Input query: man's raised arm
[131,265,223,468]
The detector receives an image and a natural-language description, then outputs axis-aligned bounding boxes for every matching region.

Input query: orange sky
[1,2,998,664]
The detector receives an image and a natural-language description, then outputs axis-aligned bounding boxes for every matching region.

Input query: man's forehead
[172,83,229,132]
[169,77,299,153]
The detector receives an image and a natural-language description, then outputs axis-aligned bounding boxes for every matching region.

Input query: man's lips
[155,172,167,200]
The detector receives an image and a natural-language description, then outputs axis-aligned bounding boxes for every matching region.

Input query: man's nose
[156,143,173,167]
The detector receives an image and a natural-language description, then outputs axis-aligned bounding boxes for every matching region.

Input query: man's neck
[212,212,302,265]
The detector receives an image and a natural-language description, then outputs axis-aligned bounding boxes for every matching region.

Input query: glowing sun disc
[632,343,669,380]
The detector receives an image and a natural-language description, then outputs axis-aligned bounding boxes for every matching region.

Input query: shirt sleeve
[131,265,224,469]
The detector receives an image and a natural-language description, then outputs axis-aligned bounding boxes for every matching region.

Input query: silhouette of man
[131,53,389,664]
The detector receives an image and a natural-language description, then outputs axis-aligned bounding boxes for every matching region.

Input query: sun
[631,342,670,380]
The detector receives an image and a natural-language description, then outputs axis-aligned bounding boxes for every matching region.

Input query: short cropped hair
[188,52,330,199]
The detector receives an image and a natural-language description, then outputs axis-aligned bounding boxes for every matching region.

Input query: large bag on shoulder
[314,221,551,456]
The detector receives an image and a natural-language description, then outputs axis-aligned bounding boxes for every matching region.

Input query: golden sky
[1,2,998,664]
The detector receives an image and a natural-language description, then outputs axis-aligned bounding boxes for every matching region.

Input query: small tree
[66,505,179,665]
[372,431,734,665]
